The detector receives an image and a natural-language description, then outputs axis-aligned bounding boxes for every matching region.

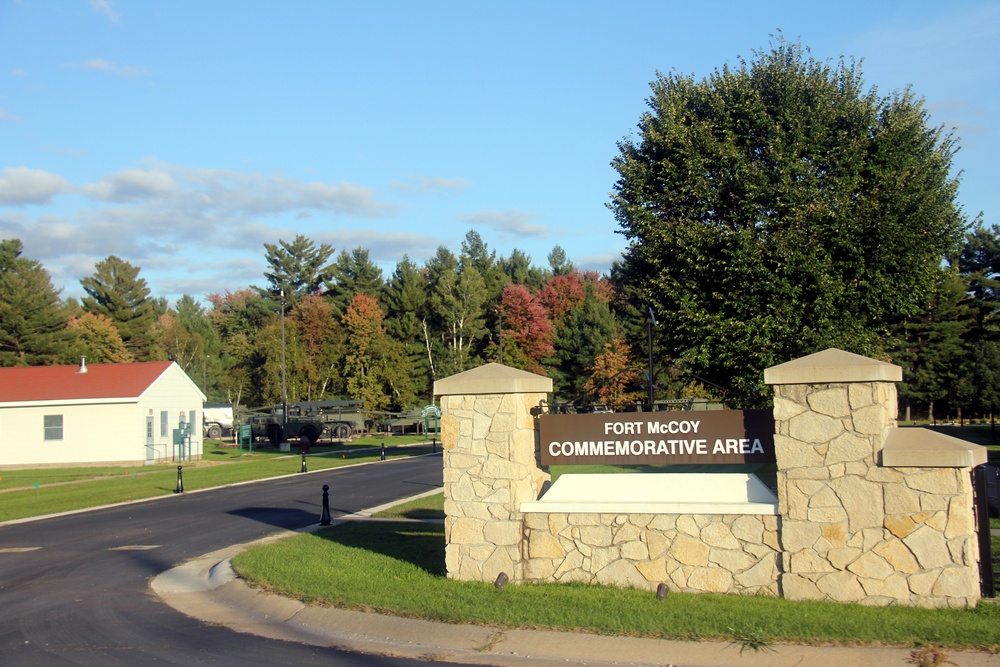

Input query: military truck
[203,403,235,439]
[242,400,371,446]
[376,408,425,435]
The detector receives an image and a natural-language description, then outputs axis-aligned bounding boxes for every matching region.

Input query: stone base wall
[775,381,980,608]
[522,512,781,596]
[441,391,550,583]
[438,353,984,608]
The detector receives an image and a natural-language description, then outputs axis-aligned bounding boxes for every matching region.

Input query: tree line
[3,220,999,422]
[0,232,638,413]
[2,39,996,422]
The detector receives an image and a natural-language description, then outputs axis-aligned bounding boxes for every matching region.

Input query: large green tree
[611,40,966,405]
[81,255,160,361]
[0,239,72,365]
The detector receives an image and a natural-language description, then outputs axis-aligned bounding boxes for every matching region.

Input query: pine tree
[324,247,384,316]
[0,239,72,365]
[259,235,335,305]
[383,255,432,396]
[80,255,158,361]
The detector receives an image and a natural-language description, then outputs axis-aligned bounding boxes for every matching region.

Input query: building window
[160,411,168,437]
[44,415,63,441]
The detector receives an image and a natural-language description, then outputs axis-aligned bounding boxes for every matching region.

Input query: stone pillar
[765,348,986,608]
[434,363,552,583]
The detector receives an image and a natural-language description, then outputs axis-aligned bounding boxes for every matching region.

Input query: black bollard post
[380,443,386,461]
[174,465,184,494]
[320,484,331,525]
[300,452,307,473]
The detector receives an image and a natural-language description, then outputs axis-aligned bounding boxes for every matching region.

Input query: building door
[145,416,155,464]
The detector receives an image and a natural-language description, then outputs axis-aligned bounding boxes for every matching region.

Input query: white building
[0,359,206,468]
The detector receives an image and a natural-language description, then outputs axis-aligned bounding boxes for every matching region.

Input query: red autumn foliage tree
[536,273,586,323]
[498,283,553,374]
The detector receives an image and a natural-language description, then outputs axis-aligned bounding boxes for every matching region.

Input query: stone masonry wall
[441,391,550,583]
[774,381,980,608]
[522,512,781,595]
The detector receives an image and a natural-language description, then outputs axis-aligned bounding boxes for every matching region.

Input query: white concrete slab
[521,473,778,515]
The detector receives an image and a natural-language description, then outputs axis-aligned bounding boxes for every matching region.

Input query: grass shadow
[316,521,446,576]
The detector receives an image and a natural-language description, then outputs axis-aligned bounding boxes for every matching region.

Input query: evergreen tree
[326,247,384,316]
[461,230,506,302]
[498,249,546,291]
[383,255,432,397]
[958,221,1000,336]
[80,255,159,361]
[547,245,573,276]
[0,239,72,366]
[890,267,976,421]
[548,282,619,400]
[259,235,335,305]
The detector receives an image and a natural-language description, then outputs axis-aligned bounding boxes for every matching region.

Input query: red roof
[0,361,177,403]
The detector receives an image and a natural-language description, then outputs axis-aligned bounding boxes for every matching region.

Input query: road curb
[150,516,1000,666]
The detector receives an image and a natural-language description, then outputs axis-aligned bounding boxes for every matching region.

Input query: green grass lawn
[0,435,433,522]
[231,519,1000,650]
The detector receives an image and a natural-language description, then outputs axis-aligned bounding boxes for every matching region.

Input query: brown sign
[538,409,775,466]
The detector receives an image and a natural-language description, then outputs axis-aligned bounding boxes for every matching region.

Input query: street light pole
[280,289,288,443]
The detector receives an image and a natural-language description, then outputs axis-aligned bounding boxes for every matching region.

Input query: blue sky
[1,1,997,306]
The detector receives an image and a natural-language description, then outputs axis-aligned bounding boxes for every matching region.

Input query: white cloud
[388,175,471,193]
[576,249,624,276]
[175,167,397,217]
[0,167,73,205]
[2,161,434,301]
[458,209,551,237]
[89,0,120,23]
[0,108,20,122]
[82,168,177,202]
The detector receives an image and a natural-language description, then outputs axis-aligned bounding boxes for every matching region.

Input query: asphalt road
[0,451,456,666]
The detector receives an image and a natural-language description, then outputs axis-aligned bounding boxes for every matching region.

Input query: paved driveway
[0,453,452,666]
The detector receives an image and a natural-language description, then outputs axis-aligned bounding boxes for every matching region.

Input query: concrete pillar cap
[882,427,988,468]
[434,363,553,396]
[764,348,902,385]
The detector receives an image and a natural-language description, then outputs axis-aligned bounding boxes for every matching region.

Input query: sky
[1,1,998,306]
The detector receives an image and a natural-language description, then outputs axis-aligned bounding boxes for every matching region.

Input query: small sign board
[538,409,775,466]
